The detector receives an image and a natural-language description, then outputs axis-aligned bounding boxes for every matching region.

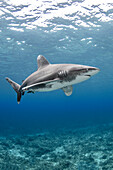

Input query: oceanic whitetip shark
[6,55,100,104]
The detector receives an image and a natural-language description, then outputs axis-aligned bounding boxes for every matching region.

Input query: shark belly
[33,75,90,92]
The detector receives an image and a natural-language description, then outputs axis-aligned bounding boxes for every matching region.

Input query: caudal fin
[6,77,22,104]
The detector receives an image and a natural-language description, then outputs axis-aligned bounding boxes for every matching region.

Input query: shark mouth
[85,75,91,77]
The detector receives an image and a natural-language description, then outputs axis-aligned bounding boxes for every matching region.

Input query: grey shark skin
[6,55,100,104]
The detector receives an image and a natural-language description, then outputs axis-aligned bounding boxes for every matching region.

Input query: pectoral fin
[62,85,73,96]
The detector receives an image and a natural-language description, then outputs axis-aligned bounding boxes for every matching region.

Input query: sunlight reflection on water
[0,0,113,32]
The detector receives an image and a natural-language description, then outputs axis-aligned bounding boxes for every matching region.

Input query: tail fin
[6,77,21,104]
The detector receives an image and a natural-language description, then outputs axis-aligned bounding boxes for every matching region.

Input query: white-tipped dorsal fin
[37,55,50,70]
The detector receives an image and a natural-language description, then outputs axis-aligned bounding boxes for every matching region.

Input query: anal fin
[62,85,73,96]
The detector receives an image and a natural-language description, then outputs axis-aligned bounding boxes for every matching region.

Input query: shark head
[65,65,100,84]
[79,66,100,77]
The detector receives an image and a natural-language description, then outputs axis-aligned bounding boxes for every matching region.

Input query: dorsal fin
[37,55,50,70]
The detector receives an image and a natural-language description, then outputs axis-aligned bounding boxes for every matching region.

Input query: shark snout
[86,67,100,76]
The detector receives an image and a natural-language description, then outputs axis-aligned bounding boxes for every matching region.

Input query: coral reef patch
[0,123,113,170]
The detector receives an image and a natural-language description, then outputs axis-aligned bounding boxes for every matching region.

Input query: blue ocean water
[0,0,113,136]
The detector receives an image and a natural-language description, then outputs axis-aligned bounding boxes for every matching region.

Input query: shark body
[6,55,100,104]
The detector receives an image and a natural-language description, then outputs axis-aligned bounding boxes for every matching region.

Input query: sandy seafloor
[0,123,113,170]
